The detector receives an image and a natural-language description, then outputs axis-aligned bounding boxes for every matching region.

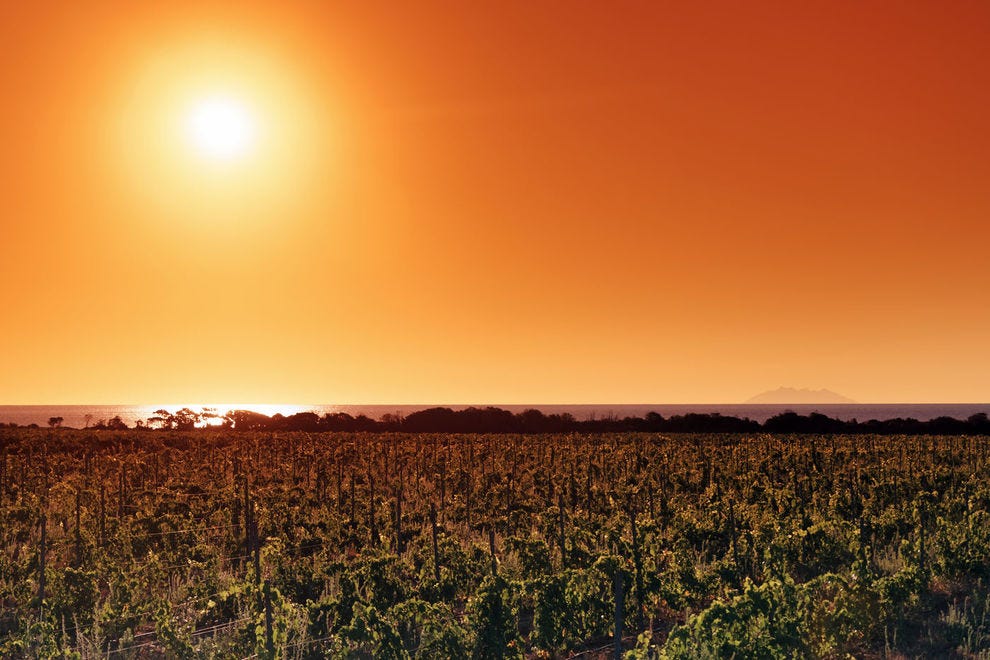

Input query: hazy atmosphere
[3,1,989,404]
[5,4,990,659]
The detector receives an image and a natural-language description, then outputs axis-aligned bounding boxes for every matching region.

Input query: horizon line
[5,401,990,407]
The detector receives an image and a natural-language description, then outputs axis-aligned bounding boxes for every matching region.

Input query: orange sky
[2,1,989,405]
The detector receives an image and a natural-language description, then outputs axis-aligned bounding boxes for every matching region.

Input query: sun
[184,95,257,161]
[113,37,328,227]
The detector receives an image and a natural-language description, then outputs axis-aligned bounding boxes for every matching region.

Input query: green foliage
[663,578,807,659]
[468,575,521,659]
[390,598,470,659]
[341,602,407,658]
[1,428,990,657]
[49,567,99,633]
[504,536,552,580]
[154,601,196,659]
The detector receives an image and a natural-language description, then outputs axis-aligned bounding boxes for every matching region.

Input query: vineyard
[1,428,989,658]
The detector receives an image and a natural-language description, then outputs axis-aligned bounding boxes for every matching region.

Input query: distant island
[745,387,856,404]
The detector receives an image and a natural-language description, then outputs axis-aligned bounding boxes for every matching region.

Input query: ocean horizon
[2,403,989,428]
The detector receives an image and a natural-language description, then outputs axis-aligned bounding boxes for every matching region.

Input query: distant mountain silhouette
[745,387,856,404]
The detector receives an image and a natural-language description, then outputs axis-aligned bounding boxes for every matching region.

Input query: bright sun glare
[185,95,257,161]
[115,39,326,223]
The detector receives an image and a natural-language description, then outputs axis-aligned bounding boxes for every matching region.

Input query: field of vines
[2,428,990,658]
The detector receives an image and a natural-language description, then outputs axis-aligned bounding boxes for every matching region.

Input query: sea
[1,403,989,428]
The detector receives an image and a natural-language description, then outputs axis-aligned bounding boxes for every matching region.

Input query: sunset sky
[2,1,989,405]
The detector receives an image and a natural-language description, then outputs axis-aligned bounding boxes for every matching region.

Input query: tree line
[11,406,990,435]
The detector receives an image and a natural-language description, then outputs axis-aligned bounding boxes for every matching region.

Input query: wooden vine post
[74,488,82,566]
[612,567,624,660]
[488,526,497,576]
[252,502,261,588]
[394,484,403,555]
[99,484,106,548]
[243,475,252,574]
[728,498,740,575]
[369,475,378,547]
[39,513,47,619]
[429,503,441,582]
[263,584,275,658]
[628,502,645,631]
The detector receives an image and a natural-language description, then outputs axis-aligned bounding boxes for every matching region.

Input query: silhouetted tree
[279,412,321,432]
[200,407,220,426]
[968,412,990,433]
[148,409,174,430]
[226,409,272,431]
[380,413,404,430]
[173,408,200,431]
[85,404,990,436]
